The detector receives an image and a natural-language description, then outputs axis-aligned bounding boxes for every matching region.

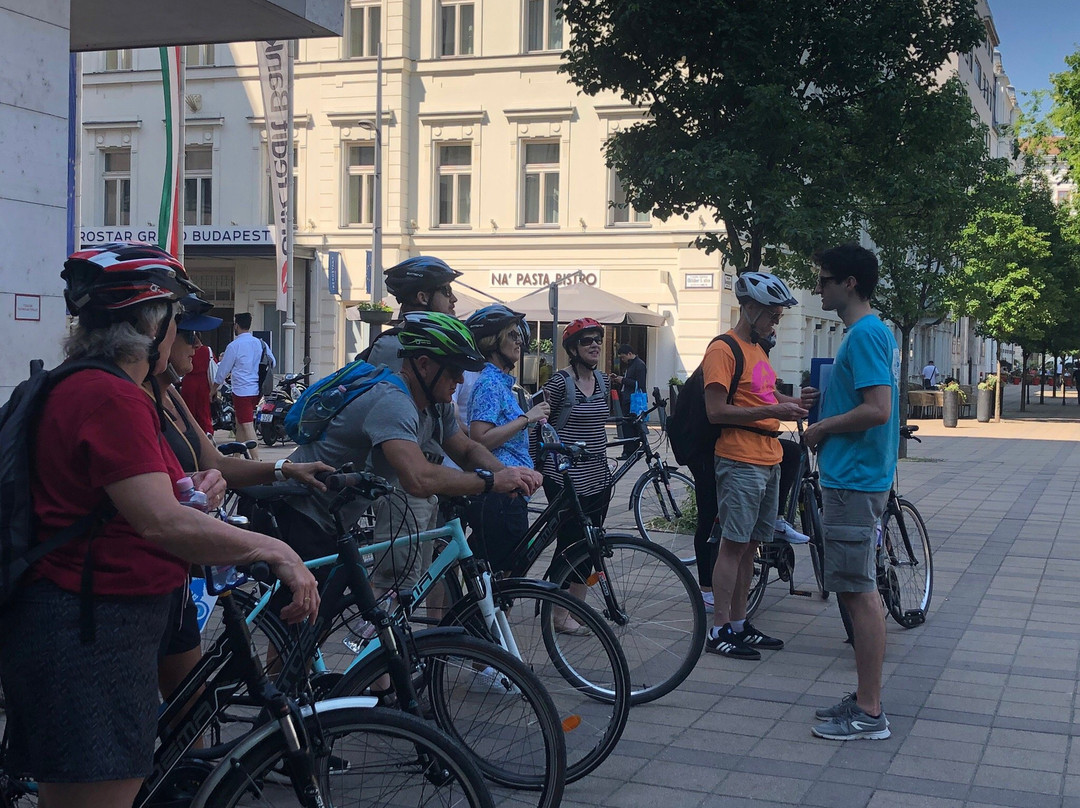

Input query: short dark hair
[234,312,252,330]
[814,244,879,301]
[617,344,634,355]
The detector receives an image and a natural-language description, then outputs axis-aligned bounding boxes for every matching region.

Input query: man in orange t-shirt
[701,272,818,660]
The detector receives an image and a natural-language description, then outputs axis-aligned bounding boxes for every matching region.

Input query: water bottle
[176,477,209,512]
[315,385,347,418]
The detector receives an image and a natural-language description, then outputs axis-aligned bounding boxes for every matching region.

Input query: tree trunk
[898,325,913,459]
[993,349,1003,422]
[1040,350,1045,404]
[1020,347,1029,412]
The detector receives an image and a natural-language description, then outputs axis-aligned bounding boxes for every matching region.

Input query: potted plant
[976,374,996,423]
[355,300,394,324]
[940,380,965,428]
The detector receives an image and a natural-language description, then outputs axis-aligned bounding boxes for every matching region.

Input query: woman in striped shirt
[541,318,613,633]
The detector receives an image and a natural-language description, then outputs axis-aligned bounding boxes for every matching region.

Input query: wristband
[274,458,292,482]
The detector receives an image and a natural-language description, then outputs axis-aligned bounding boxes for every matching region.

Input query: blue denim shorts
[710,456,780,544]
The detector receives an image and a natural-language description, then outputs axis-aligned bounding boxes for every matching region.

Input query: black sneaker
[737,621,784,650]
[705,624,761,660]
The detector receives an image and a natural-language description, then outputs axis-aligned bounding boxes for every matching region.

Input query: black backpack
[0,358,125,610]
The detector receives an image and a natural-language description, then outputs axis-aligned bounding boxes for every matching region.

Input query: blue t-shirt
[467,363,533,469]
[818,314,900,492]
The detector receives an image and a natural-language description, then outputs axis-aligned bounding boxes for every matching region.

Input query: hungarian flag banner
[157,46,182,257]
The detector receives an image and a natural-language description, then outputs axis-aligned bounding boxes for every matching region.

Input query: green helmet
[398,312,486,371]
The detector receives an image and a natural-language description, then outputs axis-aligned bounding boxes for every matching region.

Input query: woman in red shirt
[0,243,319,808]
[179,331,215,435]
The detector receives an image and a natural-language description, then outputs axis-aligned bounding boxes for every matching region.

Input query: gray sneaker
[815,693,890,726]
[812,702,890,740]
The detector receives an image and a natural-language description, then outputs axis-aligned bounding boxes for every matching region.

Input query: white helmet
[735,272,798,307]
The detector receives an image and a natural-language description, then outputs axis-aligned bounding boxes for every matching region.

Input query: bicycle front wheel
[546,533,706,704]
[329,631,566,808]
[798,482,828,597]
[745,549,769,620]
[631,468,697,566]
[443,580,631,782]
[202,705,494,808]
[881,499,933,627]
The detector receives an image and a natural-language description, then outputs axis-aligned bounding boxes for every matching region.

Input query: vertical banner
[326,251,341,296]
[257,41,292,312]
[157,47,183,257]
[67,53,78,256]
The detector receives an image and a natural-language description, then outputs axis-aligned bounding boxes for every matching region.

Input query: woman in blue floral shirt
[464,305,549,572]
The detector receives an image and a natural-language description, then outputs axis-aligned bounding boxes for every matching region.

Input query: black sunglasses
[577,335,603,347]
[817,274,846,286]
[179,330,200,346]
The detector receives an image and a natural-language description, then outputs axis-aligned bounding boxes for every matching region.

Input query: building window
[346,1,382,58]
[521,141,559,226]
[440,2,475,56]
[184,147,213,225]
[265,144,299,226]
[436,143,472,226]
[525,0,562,52]
[345,143,376,225]
[104,49,132,71]
[608,170,650,225]
[102,149,131,226]
[185,44,215,67]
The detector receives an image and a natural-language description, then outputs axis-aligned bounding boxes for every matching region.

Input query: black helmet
[384,256,462,303]
[465,304,526,341]
[398,312,486,371]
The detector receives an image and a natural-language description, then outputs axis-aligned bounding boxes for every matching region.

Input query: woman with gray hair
[0,243,318,808]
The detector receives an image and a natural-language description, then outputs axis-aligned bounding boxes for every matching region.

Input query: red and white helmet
[562,317,603,347]
[62,242,200,319]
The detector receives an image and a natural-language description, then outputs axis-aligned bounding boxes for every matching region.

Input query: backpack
[356,327,402,363]
[529,368,609,465]
[0,358,125,609]
[285,360,408,444]
[667,334,781,467]
[258,340,274,397]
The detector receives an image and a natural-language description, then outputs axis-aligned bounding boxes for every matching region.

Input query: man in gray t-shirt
[283,312,542,592]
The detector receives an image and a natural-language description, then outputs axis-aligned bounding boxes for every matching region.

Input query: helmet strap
[407,356,441,418]
[746,309,777,353]
[145,373,169,432]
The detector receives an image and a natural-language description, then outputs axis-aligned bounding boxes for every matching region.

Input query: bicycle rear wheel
[443,580,630,782]
[881,499,933,627]
[744,550,769,620]
[329,631,566,808]
[798,482,828,597]
[545,533,705,704]
[202,705,494,808]
[631,468,697,566]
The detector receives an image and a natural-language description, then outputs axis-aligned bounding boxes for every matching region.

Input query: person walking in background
[803,243,900,741]
[212,312,274,459]
[178,303,219,435]
[612,344,647,458]
[921,360,937,390]
[701,272,814,660]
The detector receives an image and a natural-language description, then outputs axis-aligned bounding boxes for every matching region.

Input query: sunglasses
[180,330,201,346]
[817,275,846,286]
[577,335,603,347]
[434,285,454,298]
[505,331,523,344]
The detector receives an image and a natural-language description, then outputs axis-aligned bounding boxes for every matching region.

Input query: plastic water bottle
[314,385,347,418]
[176,477,209,512]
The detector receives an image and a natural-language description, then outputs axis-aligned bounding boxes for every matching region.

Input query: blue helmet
[465,304,526,341]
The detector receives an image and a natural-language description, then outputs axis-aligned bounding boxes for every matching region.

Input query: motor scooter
[256,372,308,447]
[211,380,235,434]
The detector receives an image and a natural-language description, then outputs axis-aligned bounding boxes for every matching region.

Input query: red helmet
[62,242,200,319]
[562,318,603,347]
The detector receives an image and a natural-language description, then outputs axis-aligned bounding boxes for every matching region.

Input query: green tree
[559,0,985,273]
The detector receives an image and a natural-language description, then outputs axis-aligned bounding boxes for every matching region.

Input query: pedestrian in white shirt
[920,360,937,390]
[212,312,274,458]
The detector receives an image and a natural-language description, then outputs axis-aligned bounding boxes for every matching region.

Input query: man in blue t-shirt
[803,244,900,742]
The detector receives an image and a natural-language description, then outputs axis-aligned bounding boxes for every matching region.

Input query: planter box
[356,309,394,325]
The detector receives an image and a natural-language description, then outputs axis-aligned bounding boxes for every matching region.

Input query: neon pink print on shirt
[751,360,778,403]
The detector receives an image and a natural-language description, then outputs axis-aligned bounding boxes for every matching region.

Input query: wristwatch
[274,458,292,482]
[474,468,495,494]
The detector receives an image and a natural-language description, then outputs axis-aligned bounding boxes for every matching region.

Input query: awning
[507,284,668,326]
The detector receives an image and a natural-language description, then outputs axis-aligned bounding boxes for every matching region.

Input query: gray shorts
[371,492,439,590]
[821,487,889,593]
[710,456,780,545]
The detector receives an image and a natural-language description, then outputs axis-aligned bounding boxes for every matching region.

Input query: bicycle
[745,421,829,618]
[228,474,626,786]
[608,389,697,565]
[519,424,706,704]
[222,475,568,808]
[0,558,496,808]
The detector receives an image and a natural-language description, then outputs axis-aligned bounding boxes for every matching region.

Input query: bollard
[942,389,959,428]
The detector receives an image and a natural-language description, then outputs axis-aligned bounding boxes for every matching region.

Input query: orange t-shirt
[701,332,781,466]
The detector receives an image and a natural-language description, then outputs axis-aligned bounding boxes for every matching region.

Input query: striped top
[540,368,611,497]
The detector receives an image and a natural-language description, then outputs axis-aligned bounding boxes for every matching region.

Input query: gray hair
[64,302,172,364]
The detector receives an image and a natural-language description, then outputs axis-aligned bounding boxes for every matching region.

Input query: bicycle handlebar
[316,469,396,499]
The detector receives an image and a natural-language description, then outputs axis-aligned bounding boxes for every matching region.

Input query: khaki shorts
[709,456,780,545]
[821,487,889,593]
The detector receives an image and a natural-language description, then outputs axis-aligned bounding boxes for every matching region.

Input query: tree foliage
[559,0,986,273]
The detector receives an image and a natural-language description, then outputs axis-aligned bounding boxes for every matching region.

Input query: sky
[988,0,1080,104]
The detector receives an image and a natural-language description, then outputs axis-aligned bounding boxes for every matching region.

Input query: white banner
[257,40,292,312]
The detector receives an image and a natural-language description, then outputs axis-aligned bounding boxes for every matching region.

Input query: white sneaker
[774,518,810,544]
[701,591,714,614]
[467,666,520,696]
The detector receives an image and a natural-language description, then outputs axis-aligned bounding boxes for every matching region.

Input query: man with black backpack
[701,273,818,660]
[212,312,274,459]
